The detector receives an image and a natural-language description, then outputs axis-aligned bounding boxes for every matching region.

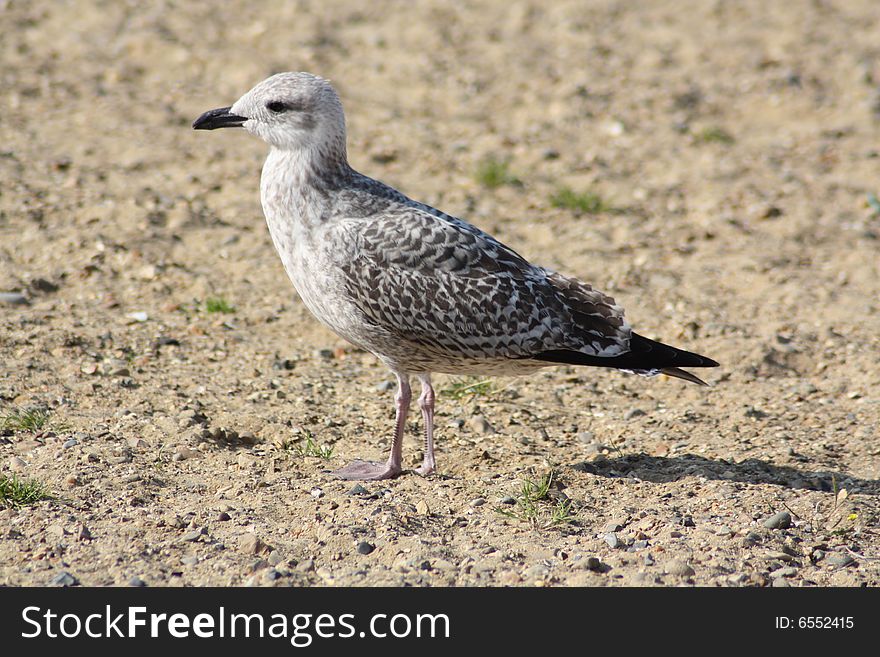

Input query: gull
[193,72,718,480]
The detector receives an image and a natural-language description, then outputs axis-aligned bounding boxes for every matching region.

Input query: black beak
[192,107,247,130]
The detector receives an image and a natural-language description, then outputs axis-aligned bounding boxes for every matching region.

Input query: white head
[193,72,347,157]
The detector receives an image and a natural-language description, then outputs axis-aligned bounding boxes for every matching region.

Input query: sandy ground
[1,0,879,587]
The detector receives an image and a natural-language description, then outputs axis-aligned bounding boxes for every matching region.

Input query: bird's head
[193,72,346,153]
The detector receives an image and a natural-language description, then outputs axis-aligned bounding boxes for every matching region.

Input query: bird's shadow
[571,453,880,496]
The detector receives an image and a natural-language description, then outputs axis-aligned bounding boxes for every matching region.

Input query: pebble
[771,577,790,587]
[217,511,231,521]
[0,292,29,306]
[770,567,798,578]
[267,551,284,566]
[241,534,271,555]
[62,438,78,449]
[173,445,199,461]
[8,456,27,471]
[584,556,603,572]
[181,555,199,566]
[415,500,430,515]
[49,571,78,587]
[603,533,621,549]
[310,487,324,499]
[470,497,487,507]
[827,553,855,568]
[357,541,375,555]
[181,528,206,542]
[577,431,596,445]
[126,311,149,323]
[603,521,624,533]
[623,408,647,420]
[499,496,516,505]
[522,564,550,581]
[347,484,370,496]
[763,511,792,530]
[375,381,395,392]
[128,576,147,587]
[468,415,495,434]
[296,559,315,573]
[263,568,281,581]
[664,560,695,577]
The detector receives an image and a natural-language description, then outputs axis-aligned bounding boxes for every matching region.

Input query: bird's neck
[267,135,351,189]
[261,143,353,231]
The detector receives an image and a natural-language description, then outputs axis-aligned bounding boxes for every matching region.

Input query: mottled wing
[338,205,631,364]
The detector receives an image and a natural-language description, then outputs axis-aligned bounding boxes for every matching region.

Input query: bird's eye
[266,101,291,113]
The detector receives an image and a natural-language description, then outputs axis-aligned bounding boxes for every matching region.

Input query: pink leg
[332,372,410,480]
[414,374,436,476]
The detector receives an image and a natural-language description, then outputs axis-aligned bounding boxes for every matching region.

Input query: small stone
[127,437,148,449]
[770,567,798,578]
[827,553,855,568]
[29,277,59,293]
[584,556,603,572]
[665,560,695,577]
[181,527,205,542]
[49,571,78,587]
[499,496,516,505]
[415,500,430,515]
[375,380,395,392]
[128,576,147,587]
[523,564,550,581]
[217,511,231,521]
[763,511,792,530]
[8,456,27,471]
[577,431,595,444]
[62,438,78,449]
[470,497,487,507]
[46,524,66,541]
[310,487,324,499]
[173,445,199,461]
[251,559,270,572]
[772,577,790,587]
[347,484,370,496]
[357,541,375,555]
[0,292,29,306]
[296,559,315,572]
[263,568,281,581]
[76,524,92,541]
[468,415,495,434]
[624,408,647,420]
[314,348,335,359]
[267,551,284,566]
[181,555,199,566]
[241,533,271,555]
[603,521,624,533]
[603,533,621,549]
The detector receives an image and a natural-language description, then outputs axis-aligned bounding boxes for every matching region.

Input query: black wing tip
[529,333,719,381]
[660,367,710,386]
